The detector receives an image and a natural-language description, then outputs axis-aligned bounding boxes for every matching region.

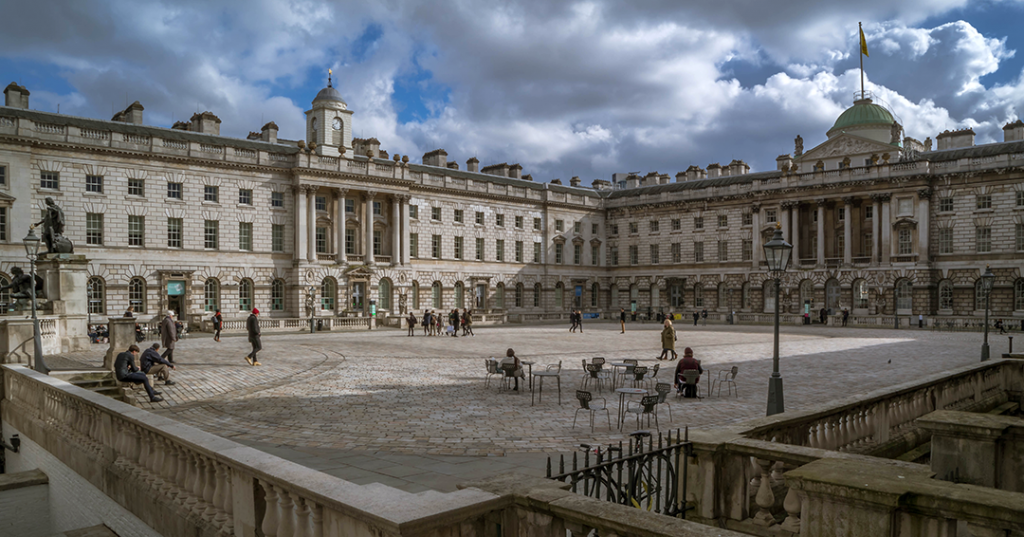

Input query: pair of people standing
[569,310,584,333]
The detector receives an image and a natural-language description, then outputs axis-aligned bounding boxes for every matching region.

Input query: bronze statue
[31,197,74,254]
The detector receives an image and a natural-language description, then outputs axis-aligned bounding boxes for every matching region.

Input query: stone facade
[1,82,1022,326]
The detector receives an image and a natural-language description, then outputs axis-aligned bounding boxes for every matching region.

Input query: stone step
[47,524,121,537]
[50,370,112,383]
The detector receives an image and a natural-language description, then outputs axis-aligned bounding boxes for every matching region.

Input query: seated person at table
[674,347,703,398]
[114,344,163,403]
[500,347,526,391]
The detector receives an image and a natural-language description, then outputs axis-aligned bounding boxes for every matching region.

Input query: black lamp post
[980,266,995,362]
[763,223,792,416]
[23,228,48,375]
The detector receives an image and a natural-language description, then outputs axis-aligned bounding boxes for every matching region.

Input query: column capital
[364,190,378,201]
[871,193,892,202]
[303,184,319,194]
[780,201,795,209]
[336,187,349,197]
[841,196,855,206]
[750,203,761,214]
[815,198,827,207]
[917,188,933,200]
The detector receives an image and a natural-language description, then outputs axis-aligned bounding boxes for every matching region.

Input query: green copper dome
[828,98,894,136]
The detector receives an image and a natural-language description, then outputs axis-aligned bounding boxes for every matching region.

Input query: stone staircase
[0,469,123,537]
[49,370,131,404]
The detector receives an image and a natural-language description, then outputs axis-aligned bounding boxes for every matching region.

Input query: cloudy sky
[3,0,1023,183]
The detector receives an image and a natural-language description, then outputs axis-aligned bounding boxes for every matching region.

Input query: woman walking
[212,309,223,342]
[658,319,678,360]
[464,309,475,336]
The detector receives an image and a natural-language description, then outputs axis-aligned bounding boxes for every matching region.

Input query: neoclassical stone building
[1,81,1022,325]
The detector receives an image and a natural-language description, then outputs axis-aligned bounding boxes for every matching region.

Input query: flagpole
[859,22,865,99]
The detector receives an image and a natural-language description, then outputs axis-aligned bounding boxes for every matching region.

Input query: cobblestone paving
[54,321,1012,492]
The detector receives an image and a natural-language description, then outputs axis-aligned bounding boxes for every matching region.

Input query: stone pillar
[306,186,317,263]
[294,185,307,262]
[790,203,800,261]
[364,191,376,265]
[843,197,854,265]
[336,188,347,264]
[879,194,892,264]
[816,199,826,264]
[103,317,138,370]
[779,202,791,250]
[871,196,881,265]
[37,254,91,352]
[391,195,400,265]
[751,204,761,269]
[918,189,931,263]
[400,195,411,265]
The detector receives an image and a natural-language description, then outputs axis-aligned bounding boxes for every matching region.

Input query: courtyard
[54,320,1011,493]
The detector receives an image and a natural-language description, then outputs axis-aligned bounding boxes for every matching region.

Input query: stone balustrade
[199,316,371,333]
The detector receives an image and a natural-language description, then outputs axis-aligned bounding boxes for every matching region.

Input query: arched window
[741,282,750,310]
[717,282,726,311]
[271,279,284,311]
[853,279,869,309]
[694,284,704,308]
[495,283,505,309]
[204,278,220,312]
[128,277,146,314]
[610,285,619,308]
[629,284,638,308]
[411,281,420,310]
[799,280,814,311]
[975,279,987,311]
[555,282,564,309]
[87,277,105,314]
[1015,278,1024,311]
[763,280,775,313]
[239,279,254,311]
[591,283,599,308]
[321,278,337,311]
[533,283,542,308]
[454,282,464,309]
[896,279,913,312]
[379,279,392,310]
[515,283,523,308]
[938,280,953,311]
[825,278,840,311]
[432,281,442,309]
[0,274,9,309]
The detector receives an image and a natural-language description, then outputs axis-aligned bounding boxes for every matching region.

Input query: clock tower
[305,71,353,158]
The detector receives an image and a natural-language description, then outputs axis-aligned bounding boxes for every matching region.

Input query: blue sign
[167,281,185,296]
[575,285,583,297]
[582,312,600,319]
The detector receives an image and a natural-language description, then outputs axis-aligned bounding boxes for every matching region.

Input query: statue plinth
[36,254,90,352]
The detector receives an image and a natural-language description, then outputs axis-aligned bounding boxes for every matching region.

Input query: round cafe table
[615,387,647,430]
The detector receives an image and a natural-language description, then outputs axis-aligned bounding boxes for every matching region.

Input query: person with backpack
[212,309,223,342]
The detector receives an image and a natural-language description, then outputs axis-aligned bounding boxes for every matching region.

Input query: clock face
[332,118,342,130]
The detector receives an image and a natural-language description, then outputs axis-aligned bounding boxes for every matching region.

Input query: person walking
[841,308,849,327]
[114,345,162,403]
[658,319,677,360]
[449,309,460,337]
[464,309,475,336]
[576,310,584,333]
[160,310,178,363]
[996,319,1006,334]
[435,312,444,336]
[245,308,262,366]
[212,309,223,342]
[422,310,431,336]
[406,311,417,336]
[569,310,578,332]
[692,311,699,326]
[819,307,827,325]
[700,309,708,326]
[620,307,626,334]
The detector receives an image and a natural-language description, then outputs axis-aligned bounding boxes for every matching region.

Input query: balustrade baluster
[159,439,178,499]
[202,457,218,521]
[779,487,802,532]
[149,434,166,490]
[173,447,190,508]
[752,458,776,526]
[275,486,295,536]
[127,426,143,477]
[749,457,761,489]
[184,453,202,512]
[213,463,230,526]
[294,496,312,537]
[309,501,323,537]
[260,481,279,537]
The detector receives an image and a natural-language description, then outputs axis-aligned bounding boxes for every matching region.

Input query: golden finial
[328,68,333,87]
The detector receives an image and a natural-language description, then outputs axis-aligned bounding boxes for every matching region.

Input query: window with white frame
[533,242,541,263]
[671,242,681,263]
[128,215,144,246]
[167,218,182,248]
[897,228,912,255]
[40,171,59,190]
[976,226,992,253]
[86,213,103,245]
[650,220,659,233]
[694,241,704,262]
[629,245,638,265]
[476,238,484,260]
[516,241,523,263]
[128,277,146,313]
[454,236,463,259]
[938,228,953,254]
[976,194,992,210]
[574,243,582,265]
[315,226,327,253]
[167,182,182,199]
[321,278,336,310]
[432,235,441,258]
[238,279,253,311]
[650,244,659,264]
[204,185,219,202]
[409,233,418,258]
[271,279,284,311]
[240,189,253,206]
[204,220,219,249]
[128,178,145,197]
[742,239,752,261]
[87,277,105,314]
[204,279,220,312]
[718,240,728,261]
[496,239,505,261]
[86,175,103,193]
[271,191,283,207]
[938,280,953,310]
[1015,279,1024,311]
[272,224,284,252]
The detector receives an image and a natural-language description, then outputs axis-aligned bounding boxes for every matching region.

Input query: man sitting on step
[140,343,176,386]
[114,344,163,403]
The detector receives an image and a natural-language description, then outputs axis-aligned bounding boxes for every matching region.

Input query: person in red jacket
[674,347,703,398]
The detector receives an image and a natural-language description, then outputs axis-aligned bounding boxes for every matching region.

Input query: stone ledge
[0,468,48,492]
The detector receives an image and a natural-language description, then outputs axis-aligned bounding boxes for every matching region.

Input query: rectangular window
[629,222,638,234]
[0,165,5,185]
[718,215,728,228]
[742,213,752,226]
[533,242,541,263]
[240,189,254,206]
[40,171,59,190]
[454,236,464,259]
[672,219,681,231]
[835,234,845,257]
[454,209,464,223]
[475,211,484,225]
[373,201,382,215]
[649,220,659,233]
[240,222,253,251]
[345,228,355,255]
[555,243,563,264]
[865,205,874,218]
[0,207,6,241]
[515,215,523,229]
[838,208,845,221]
[86,213,103,245]
[555,219,564,232]
[432,207,442,221]
[650,244,659,264]
[591,244,599,265]
[272,224,284,252]
[574,243,582,265]
[573,221,581,234]
[312,196,325,211]
[409,205,418,219]
[515,241,523,262]
[167,218,182,248]
[533,217,541,230]
[864,232,873,257]
[718,240,728,261]
[671,242,681,263]
[938,228,953,254]
[204,185,219,202]
[128,215,144,246]
[271,191,284,208]
[432,234,441,258]
[976,194,992,210]
[629,245,638,265]
[610,224,618,235]
[409,233,418,258]
[86,175,103,193]
[742,239,752,261]
[610,246,619,266]
[694,216,704,229]
[315,226,327,253]
[496,239,505,261]
[1016,224,1024,252]
[976,226,992,253]
[373,230,382,256]
[476,238,485,260]
[592,223,599,235]
[128,178,145,197]
[496,214,505,227]
[897,228,911,255]
[168,182,182,199]
[1017,191,1024,207]
[204,220,219,249]
[765,209,777,223]
[345,199,355,213]
[694,241,704,262]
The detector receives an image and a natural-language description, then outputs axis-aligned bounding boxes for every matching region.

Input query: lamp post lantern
[980,266,995,361]
[763,222,792,416]
[23,228,48,375]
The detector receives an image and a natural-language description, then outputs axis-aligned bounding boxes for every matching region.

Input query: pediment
[344,265,374,277]
[798,134,895,162]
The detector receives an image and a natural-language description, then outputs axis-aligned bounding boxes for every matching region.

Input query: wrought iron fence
[546,428,690,518]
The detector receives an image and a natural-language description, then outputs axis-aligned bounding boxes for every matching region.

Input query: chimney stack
[3,82,29,109]
[569,176,581,187]
[466,157,479,173]
[936,128,975,150]
[1003,120,1024,142]
[423,149,448,167]
[190,111,222,135]
[261,121,279,144]
[509,164,523,179]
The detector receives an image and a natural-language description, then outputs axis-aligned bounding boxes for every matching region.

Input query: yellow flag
[860,27,869,57]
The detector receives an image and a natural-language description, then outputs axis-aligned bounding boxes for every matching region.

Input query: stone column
[364,191,376,265]
[843,197,854,265]
[336,188,347,264]
[294,185,308,262]
[790,203,800,262]
[918,189,931,263]
[400,195,411,265]
[750,204,761,269]
[779,202,791,250]
[871,195,881,265]
[879,194,892,264]
[391,195,401,265]
[306,186,317,263]
[816,199,826,264]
